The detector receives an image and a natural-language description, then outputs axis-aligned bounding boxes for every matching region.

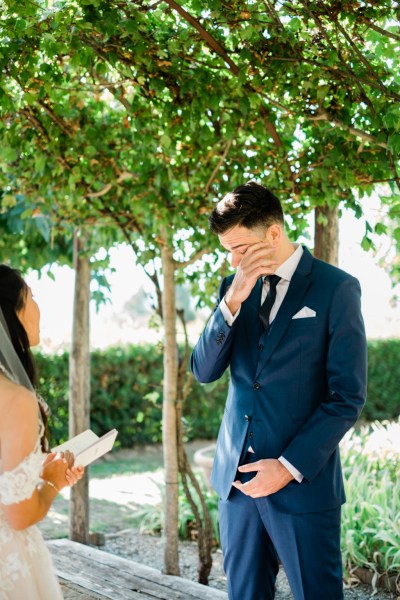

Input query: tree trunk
[176,309,213,584]
[314,204,339,266]
[161,243,180,575]
[69,229,91,543]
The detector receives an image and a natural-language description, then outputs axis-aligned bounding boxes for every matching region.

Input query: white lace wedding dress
[0,421,63,599]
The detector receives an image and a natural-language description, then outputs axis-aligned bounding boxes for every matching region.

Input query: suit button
[258,344,264,351]
[253,382,260,390]
[244,414,250,421]
[249,432,253,438]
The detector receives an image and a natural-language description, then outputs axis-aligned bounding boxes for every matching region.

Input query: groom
[191,182,367,599]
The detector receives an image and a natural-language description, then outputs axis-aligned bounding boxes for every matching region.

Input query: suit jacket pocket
[289,316,320,327]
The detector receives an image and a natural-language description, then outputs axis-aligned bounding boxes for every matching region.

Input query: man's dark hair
[209,182,284,234]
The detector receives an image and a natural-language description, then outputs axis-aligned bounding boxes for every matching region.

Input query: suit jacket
[191,247,367,514]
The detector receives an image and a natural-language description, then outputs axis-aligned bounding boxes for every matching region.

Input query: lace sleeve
[0,440,44,505]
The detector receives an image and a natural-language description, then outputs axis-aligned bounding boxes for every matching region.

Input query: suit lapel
[255,247,314,378]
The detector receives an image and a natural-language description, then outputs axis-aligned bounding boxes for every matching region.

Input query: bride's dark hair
[0,264,49,451]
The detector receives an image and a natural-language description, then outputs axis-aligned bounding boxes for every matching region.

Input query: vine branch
[163,0,240,76]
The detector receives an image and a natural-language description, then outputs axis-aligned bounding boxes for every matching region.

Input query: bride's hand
[66,464,85,487]
[41,450,82,490]
[42,452,57,469]
[60,450,85,486]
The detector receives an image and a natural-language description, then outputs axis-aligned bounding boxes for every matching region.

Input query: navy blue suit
[191,247,367,599]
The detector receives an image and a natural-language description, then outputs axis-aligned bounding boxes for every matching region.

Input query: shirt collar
[274,244,303,282]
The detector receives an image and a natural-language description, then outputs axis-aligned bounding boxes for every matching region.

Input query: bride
[0,264,84,599]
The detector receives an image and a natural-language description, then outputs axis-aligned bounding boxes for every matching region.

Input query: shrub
[341,420,400,583]
[135,478,220,545]
[363,339,400,422]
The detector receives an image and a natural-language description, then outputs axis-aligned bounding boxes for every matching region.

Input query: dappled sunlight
[58,470,165,507]
[88,472,164,506]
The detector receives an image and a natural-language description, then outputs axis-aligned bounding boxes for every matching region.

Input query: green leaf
[388,202,400,218]
[374,223,387,235]
[23,92,37,105]
[239,95,250,116]
[160,134,171,149]
[14,18,27,32]
[383,106,400,132]
[0,147,17,163]
[393,227,400,243]
[387,133,400,154]
[33,215,51,243]
[0,194,17,211]
[34,154,47,174]
[361,235,374,252]
[288,17,302,32]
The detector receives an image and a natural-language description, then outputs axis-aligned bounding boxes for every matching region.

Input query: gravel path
[99,528,398,600]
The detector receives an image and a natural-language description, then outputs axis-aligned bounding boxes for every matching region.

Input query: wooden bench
[48,539,228,600]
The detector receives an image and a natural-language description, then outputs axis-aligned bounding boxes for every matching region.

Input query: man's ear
[266,224,282,247]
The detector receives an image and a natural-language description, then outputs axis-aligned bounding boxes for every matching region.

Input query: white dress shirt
[220,244,304,483]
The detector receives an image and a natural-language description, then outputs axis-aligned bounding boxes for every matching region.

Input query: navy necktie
[259,275,281,330]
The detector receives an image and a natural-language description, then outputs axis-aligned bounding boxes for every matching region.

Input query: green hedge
[34,340,399,448]
[34,345,228,448]
[363,339,400,421]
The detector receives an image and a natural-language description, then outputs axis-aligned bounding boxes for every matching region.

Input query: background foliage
[35,345,228,447]
[340,421,400,588]
[35,340,399,448]
[1,0,400,285]
[364,339,400,421]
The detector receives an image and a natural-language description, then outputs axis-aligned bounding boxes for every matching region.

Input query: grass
[88,452,163,478]
[39,445,165,539]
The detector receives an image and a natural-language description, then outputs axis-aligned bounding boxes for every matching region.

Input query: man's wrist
[225,291,241,316]
[278,456,303,483]
[220,297,240,326]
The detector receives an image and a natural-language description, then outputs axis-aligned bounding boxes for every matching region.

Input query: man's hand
[225,242,278,315]
[232,459,294,498]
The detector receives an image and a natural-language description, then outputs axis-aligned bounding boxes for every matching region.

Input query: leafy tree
[1,0,399,579]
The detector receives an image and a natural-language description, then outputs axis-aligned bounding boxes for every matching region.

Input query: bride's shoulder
[0,375,37,429]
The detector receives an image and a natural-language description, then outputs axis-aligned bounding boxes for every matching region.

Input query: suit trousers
[218,468,344,600]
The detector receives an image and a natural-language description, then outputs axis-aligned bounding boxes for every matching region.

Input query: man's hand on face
[232,459,294,498]
[225,242,278,315]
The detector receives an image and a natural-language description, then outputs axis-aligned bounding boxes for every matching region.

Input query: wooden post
[160,242,180,575]
[314,204,339,266]
[69,229,91,543]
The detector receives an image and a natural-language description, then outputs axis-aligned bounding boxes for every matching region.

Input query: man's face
[218,224,267,269]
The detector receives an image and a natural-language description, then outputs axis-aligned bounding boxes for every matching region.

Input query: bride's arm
[0,384,79,530]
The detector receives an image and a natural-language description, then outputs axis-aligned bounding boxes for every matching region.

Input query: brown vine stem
[163,0,240,76]
[204,139,233,194]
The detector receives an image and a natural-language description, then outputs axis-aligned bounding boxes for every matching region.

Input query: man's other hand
[232,458,294,498]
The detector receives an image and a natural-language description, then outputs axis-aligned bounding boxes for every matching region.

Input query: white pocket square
[292,307,316,319]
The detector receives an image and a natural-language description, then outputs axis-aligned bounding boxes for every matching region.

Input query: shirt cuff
[220,296,241,326]
[278,456,304,483]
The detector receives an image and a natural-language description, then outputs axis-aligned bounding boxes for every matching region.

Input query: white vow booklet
[52,429,118,467]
